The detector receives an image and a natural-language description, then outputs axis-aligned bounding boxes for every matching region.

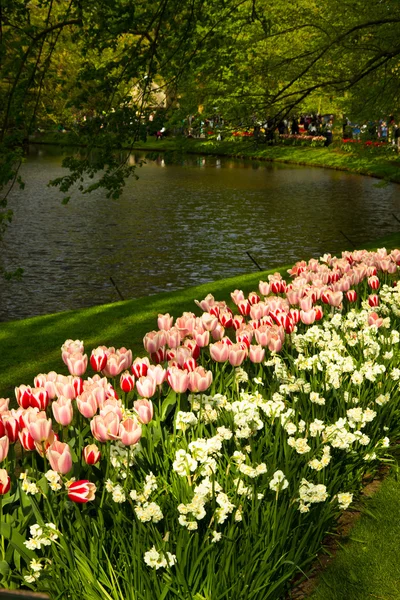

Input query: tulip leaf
[0,522,36,563]
[161,389,177,421]
[0,560,10,576]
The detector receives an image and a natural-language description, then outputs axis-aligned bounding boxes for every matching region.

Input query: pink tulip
[299,296,313,312]
[210,341,230,362]
[228,344,247,367]
[328,291,343,308]
[102,348,132,378]
[194,329,210,348]
[28,414,52,443]
[231,289,245,305]
[90,413,120,442]
[66,352,88,377]
[99,398,123,420]
[47,441,73,474]
[133,399,154,424]
[158,313,173,331]
[147,364,166,386]
[83,444,101,465]
[166,328,181,349]
[259,281,270,296]
[52,397,74,426]
[201,313,219,332]
[368,312,383,328]
[34,431,57,457]
[120,371,135,393]
[0,469,10,495]
[167,367,189,393]
[300,308,316,325]
[61,339,84,365]
[119,419,142,446]
[267,326,285,353]
[77,391,98,418]
[211,323,225,341]
[0,399,9,413]
[131,357,150,378]
[187,367,213,393]
[143,331,165,353]
[0,436,9,462]
[249,345,265,364]
[136,375,157,398]
[67,480,96,503]
[254,325,270,346]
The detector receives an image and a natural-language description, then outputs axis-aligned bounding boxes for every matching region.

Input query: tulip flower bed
[1,248,400,600]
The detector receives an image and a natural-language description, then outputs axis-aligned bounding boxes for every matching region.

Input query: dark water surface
[1,145,400,322]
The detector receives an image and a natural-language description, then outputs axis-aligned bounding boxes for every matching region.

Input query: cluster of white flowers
[175,410,198,431]
[19,472,40,495]
[337,492,353,510]
[24,523,59,551]
[308,445,331,471]
[128,473,163,522]
[298,479,328,513]
[227,393,264,438]
[24,559,46,583]
[269,470,289,493]
[45,470,62,492]
[143,546,176,570]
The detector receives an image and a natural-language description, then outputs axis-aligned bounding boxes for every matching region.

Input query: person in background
[324,119,333,146]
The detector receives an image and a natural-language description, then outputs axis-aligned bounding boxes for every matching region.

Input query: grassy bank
[303,471,400,600]
[1,230,400,402]
[30,132,400,183]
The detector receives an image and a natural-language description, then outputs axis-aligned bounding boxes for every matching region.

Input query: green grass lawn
[303,471,400,600]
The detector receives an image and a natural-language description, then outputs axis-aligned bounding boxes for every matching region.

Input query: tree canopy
[1,0,400,254]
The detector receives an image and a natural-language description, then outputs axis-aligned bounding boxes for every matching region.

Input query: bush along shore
[1,244,400,599]
[29,132,400,184]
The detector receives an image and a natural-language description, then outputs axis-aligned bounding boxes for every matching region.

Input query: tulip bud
[83,444,101,465]
[0,435,10,462]
[346,290,357,303]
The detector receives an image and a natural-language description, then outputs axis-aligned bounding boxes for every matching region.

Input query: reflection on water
[1,145,400,322]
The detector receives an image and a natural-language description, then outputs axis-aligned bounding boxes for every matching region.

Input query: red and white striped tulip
[18,428,35,451]
[0,469,10,495]
[67,480,96,503]
[83,444,101,465]
[15,385,33,409]
[90,347,108,372]
[368,294,380,307]
[131,357,150,378]
[120,371,135,393]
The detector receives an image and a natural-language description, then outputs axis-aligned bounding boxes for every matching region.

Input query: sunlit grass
[304,472,400,600]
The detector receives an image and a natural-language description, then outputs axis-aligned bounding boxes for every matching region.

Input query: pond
[1,144,400,322]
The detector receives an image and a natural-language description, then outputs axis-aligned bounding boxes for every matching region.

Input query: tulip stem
[0,498,4,561]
